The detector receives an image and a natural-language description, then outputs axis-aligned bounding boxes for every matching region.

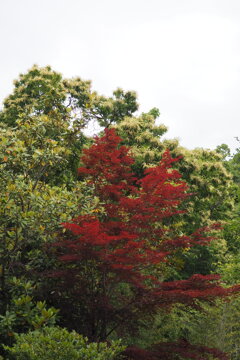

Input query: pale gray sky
[1,0,240,152]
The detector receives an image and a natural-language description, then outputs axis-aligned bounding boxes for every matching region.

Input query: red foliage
[49,128,239,355]
[56,129,232,289]
[123,340,229,360]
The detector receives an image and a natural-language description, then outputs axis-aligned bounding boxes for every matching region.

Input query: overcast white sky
[1,0,240,152]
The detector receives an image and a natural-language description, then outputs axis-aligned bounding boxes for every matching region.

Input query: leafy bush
[5,326,124,360]
[0,277,58,354]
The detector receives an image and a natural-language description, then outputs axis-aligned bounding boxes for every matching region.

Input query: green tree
[0,117,82,351]
[0,65,92,128]
[215,141,240,277]
[0,65,139,181]
[112,108,167,175]
[0,66,140,353]
[227,139,240,184]
[216,143,231,161]
[112,113,234,277]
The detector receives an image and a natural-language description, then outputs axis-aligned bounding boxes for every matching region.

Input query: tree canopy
[0,65,240,360]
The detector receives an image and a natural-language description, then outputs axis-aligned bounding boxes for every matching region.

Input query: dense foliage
[5,327,124,360]
[0,65,240,359]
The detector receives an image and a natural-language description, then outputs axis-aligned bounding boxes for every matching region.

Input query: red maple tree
[50,129,239,359]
